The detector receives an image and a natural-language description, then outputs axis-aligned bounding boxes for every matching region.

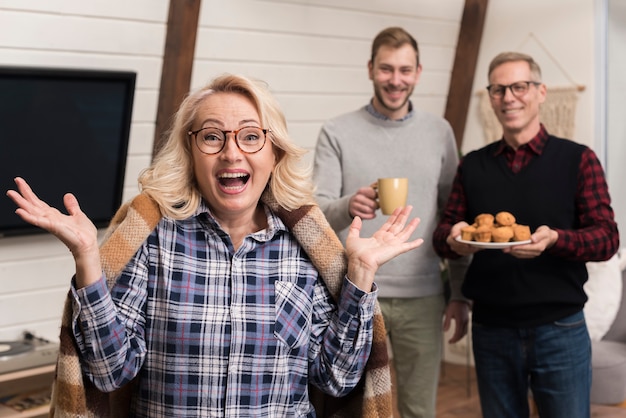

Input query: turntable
[0,332,58,375]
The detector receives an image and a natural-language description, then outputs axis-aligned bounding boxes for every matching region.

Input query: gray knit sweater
[313,105,469,299]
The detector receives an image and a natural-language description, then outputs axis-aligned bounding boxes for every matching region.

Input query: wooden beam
[153,0,202,157]
[444,0,489,151]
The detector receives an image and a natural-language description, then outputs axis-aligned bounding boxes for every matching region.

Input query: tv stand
[0,364,54,418]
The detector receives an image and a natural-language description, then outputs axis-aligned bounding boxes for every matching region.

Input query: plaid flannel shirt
[70,203,376,417]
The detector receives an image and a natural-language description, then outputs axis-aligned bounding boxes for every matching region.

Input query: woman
[7,74,422,417]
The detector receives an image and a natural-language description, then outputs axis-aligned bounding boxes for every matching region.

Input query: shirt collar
[194,199,288,241]
[365,100,414,122]
[494,124,549,156]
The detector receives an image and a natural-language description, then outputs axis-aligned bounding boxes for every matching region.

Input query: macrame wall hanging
[478,33,585,144]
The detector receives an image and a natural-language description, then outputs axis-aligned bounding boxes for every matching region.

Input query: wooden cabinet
[0,365,54,418]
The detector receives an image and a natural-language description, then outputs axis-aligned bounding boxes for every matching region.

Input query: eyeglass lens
[194,127,266,154]
[488,81,535,98]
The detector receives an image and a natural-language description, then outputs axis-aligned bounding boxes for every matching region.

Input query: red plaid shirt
[433,125,619,261]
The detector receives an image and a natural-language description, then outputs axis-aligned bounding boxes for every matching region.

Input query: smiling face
[489,60,546,148]
[368,43,421,120]
[191,92,276,225]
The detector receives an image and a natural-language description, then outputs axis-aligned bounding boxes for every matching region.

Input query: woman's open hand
[345,205,423,292]
[6,177,102,287]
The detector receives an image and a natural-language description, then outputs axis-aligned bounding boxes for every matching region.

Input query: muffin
[491,226,514,242]
[473,225,493,242]
[475,213,495,228]
[512,224,531,241]
[461,225,477,241]
[495,211,516,226]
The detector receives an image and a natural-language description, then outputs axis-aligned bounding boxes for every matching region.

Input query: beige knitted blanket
[48,191,393,417]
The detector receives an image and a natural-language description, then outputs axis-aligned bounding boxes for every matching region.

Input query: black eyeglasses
[188,126,269,155]
[486,81,541,99]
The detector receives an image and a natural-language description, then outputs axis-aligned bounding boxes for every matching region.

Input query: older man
[433,52,619,418]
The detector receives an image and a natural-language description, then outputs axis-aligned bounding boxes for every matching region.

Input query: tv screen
[0,66,136,237]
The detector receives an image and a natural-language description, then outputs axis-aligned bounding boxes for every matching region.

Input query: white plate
[455,236,531,249]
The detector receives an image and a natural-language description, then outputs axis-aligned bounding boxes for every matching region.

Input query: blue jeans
[472,311,591,418]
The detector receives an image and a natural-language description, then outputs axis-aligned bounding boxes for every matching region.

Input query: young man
[313,27,470,418]
[433,52,620,418]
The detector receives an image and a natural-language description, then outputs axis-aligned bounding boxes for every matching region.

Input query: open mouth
[218,172,250,190]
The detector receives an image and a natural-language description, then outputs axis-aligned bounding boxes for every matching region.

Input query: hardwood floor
[436,362,482,417]
[393,361,626,417]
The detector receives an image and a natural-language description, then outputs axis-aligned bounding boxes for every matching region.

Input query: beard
[373,83,414,113]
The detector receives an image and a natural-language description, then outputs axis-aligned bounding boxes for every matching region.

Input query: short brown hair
[370,27,419,67]
[488,52,542,81]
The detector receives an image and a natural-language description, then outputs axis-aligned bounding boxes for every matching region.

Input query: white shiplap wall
[0,0,168,341]
[0,0,463,342]
[193,0,463,154]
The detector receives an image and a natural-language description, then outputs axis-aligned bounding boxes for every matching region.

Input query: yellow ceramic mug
[376,177,408,215]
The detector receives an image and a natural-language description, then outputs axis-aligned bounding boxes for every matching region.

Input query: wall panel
[0,0,168,341]
[0,0,464,343]
[0,289,69,329]
[0,12,164,56]
[193,0,460,157]
[264,0,464,21]
[0,0,167,21]
[0,50,162,89]
[0,258,73,294]
[200,0,460,45]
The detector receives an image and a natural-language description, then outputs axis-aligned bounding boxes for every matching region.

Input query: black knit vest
[461,136,588,327]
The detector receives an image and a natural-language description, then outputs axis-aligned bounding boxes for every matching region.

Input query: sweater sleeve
[437,124,471,301]
[313,123,354,232]
[433,160,467,260]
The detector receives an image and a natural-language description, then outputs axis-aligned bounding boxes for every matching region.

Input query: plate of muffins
[455,211,532,249]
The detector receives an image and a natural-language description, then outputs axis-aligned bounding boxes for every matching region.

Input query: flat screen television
[0,66,136,237]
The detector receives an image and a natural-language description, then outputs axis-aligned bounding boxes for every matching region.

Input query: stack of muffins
[461,212,531,243]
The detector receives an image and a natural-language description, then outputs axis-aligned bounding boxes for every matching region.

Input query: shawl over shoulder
[48,191,393,417]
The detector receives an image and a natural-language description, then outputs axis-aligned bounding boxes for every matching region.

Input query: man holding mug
[312,26,470,418]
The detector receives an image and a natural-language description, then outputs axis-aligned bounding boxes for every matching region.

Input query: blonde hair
[139,74,315,219]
